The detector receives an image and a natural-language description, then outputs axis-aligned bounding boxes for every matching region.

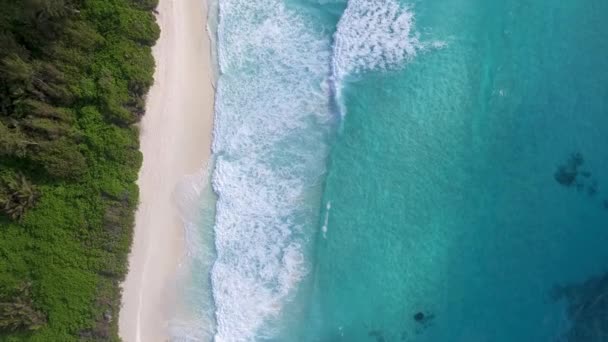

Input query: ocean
[173,0,608,341]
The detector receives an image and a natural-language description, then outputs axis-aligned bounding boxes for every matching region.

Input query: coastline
[119,0,215,341]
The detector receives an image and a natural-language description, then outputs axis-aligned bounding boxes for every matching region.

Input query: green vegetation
[0,0,159,340]
[0,173,39,221]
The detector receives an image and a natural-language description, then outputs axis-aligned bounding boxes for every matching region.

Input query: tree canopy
[0,0,159,340]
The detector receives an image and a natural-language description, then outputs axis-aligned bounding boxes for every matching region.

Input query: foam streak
[333,0,421,80]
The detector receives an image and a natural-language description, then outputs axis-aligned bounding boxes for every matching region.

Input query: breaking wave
[210,0,333,340]
[201,0,432,340]
[332,0,422,80]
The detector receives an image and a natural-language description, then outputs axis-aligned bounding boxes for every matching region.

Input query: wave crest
[333,0,421,80]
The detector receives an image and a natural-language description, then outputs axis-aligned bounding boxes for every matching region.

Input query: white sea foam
[332,0,421,80]
[321,201,331,239]
[171,164,218,342]
[205,0,442,340]
[210,0,332,340]
[174,165,211,229]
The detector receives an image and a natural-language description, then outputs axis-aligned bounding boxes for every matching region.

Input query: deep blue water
[174,0,608,341]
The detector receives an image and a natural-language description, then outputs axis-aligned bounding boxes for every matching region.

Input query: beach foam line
[170,163,218,342]
[208,0,333,340]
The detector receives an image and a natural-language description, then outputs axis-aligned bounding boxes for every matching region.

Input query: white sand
[119,0,215,341]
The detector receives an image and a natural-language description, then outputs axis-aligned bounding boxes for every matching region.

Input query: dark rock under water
[368,330,381,337]
[554,153,608,207]
[368,329,385,342]
[554,153,585,187]
[552,272,608,341]
[587,181,598,197]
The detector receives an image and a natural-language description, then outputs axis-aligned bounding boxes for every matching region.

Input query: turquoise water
[304,0,608,341]
[176,0,608,340]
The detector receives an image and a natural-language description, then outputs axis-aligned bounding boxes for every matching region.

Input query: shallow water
[174,0,608,341]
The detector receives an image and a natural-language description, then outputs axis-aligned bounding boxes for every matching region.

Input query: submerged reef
[552,272,608,341]
[364,311,436,342]
[554,153,586,187]
[413,311,434,324]
[554,152,608,210]
[368,329,386,342]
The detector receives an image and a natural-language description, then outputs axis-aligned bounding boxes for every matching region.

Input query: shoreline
[119,0,215,341]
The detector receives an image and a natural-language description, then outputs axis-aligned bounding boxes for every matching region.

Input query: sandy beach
[119,0,215,341]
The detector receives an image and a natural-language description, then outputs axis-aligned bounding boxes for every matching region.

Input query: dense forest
[0,0,159,340]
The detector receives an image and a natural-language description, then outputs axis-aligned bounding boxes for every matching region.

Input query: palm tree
[0,173,39,220]
[0,282,46,331]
